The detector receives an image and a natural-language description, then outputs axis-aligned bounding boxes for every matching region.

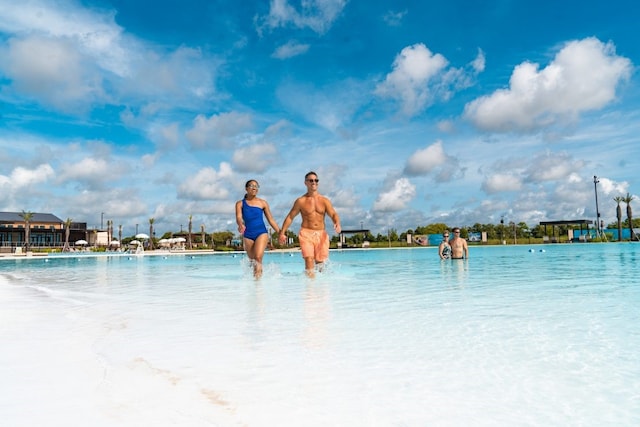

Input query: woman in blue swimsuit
[235,180,280,278]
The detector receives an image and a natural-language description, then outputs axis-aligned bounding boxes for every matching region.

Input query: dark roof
[539,220,593,226]
[0,211,64,223]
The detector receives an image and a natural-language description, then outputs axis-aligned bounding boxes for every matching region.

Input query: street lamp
[593,176,601,235]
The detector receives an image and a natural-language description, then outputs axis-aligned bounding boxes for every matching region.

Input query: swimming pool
[1,243,638,426]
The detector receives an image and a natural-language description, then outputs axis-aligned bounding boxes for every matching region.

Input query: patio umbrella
[109,240,120,247]
[135,233,150,239]
[75,239,88,245]
[129,240,141,245]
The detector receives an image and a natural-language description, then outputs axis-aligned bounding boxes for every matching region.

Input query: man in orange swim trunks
[279,171,341,277]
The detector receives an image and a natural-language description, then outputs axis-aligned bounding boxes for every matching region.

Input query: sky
[1,0,639,237]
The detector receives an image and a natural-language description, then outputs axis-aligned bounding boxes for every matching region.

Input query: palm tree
[118,224,123,244]
[19,210,34,252]
[623,192,636,241]
[613,196,623,241]
[63,217,72,251]
[148,218,155,250]
[188,214,193,249]
[201,224,206,248]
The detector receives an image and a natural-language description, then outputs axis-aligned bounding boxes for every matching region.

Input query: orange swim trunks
[298,228,329,262]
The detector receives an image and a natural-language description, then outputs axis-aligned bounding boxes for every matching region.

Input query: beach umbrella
[109,240,120,247]
[129,240,141,245]
[75,239,88,245]
[135,233,150,239]
[174,237,186,242]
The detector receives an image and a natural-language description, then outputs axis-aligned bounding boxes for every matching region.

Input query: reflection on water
[303,282,331,349]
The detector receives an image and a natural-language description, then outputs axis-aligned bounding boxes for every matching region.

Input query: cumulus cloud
[464,37,632,132]
[272,40,310,59]
[58,157,113,189]
[0,0,217,113]
[186,112,253,149]
[404,140,448,175]
[524,151,585,183]
[373,177,416,212]
[375,44,484,116]
[6,164,55,188]
[232,143,278,173]
[404,140,464,182]
[481,173,523,194]
[178,163,234,200]
[255,0,347,35]
[375,44,448,116]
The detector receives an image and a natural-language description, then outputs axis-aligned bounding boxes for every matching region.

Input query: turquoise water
[1,244,639,426]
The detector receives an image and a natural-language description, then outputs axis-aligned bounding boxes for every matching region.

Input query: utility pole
[593,176,601,236]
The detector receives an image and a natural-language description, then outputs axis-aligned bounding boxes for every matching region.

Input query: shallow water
[1,244,639,426]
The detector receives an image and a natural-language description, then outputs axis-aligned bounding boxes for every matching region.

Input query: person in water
[235,179,280,278]
[438,231,452,259]
[278,171,341,277]
[449,227,469,259]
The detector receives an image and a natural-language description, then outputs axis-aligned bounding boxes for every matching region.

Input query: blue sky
[1,0,638,237]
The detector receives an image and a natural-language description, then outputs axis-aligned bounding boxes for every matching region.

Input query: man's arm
[278,199,301,243]
[324,197,341,233]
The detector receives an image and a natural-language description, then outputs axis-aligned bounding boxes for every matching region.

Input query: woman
[438,231,452,260]
[235,179,280,278]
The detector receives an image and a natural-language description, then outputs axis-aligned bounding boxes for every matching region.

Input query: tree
[623,192,636,241]
[200,224,206,248]
[63,217,72,252]
[19,210,34,252]
[148,218,155,250]
[614,196,623,241]
[188,214,193,249]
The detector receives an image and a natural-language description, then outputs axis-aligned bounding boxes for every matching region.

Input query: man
[449,227,469,259]
[279,171,341,277]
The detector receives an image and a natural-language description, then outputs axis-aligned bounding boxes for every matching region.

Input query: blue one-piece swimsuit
[242,199,268,240]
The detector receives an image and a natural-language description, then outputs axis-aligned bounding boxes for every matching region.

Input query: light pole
[593,176,601,235]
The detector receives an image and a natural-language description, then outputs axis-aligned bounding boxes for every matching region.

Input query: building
[0,211,89,251]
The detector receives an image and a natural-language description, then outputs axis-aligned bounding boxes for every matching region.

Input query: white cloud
[373,177,416,212]
[375,43,448,116]
[464,37,632,132]
[10,164,55,188]
[272,41,310,59]
[232,143,278,173]
[177,163,234,200]
[404,140,463,182]
[404,140,447,175]
[1,35,103,112]
[524,151,585,183]
[481,173,523,194]
[59,157,111,183]
[186,112,254,149]
[383,9,407,27]
[471,48,486,73]
[256,0,347,35]
[0,0,218,114]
